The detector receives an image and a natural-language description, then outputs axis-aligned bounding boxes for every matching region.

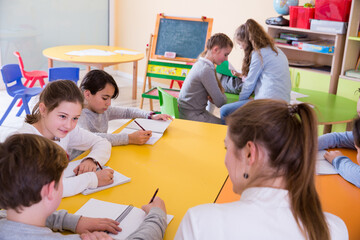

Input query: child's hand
[141,197,167,215]
[80,231,112,240]
[128,130,152,145]
[151,114,173,121]
[74,158,97,175]
[324,150,343,164]
[208,96,214,104]
[96,169,114,187]
[76,216,121,234]
[231,70,242,78]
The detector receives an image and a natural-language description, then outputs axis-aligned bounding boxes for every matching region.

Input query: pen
[149,188,159,203]
[134,120,146,131]
[96,161,103,170]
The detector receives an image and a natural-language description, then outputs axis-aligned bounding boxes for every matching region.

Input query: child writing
[76,69,171,147]
[16,80,114,197]
[0,134,111,240]
[177,33,233,124]
[319,93,360,187]
[0,134,168,240]
[220,19,291,122]
[175,99,347,240]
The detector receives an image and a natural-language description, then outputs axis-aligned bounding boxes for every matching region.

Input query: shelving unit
[268,25,346,94]
[340,0,360,82]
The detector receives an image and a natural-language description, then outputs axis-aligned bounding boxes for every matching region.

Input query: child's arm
[325,152,360,188]
[201,67,227,108]
[238,51,263,101]
[318,131,355,150]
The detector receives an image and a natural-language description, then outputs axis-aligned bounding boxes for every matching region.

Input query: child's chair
[0,64,43,126]
[48,67,80,84]
[157,86,179,118]
[13,51,47,88]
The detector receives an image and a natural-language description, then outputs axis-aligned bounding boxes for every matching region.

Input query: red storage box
[290,6,315,29]
[315,0,352,22]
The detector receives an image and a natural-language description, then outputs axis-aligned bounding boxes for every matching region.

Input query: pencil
[149,188,159,203]
[134,120,146,131]
[96,161,103,170]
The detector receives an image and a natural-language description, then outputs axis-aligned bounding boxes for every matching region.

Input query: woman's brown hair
[25,80,84,124]
[227,99,330,240]
[234,19,277,76]
[199,33,233,93]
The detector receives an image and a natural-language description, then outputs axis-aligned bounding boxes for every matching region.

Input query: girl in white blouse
[175,99,348,240]
[17,80,113,197]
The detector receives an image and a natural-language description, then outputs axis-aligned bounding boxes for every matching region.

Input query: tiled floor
[0,70,161,142]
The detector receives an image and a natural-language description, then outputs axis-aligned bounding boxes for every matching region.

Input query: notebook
[119,119,172,145]
[64,159,131,195]
[316,150,338,175]
[75,198,174,239]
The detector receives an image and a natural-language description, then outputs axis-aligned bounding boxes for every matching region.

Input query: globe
[273,0,299,16]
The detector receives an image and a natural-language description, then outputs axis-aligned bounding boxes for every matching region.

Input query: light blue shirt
[318,131,359,188]
[239,47,291,102]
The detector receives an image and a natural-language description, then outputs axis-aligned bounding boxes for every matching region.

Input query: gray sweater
[0,208,167,240]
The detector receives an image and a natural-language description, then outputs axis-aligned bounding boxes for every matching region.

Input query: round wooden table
[43,45,144,99]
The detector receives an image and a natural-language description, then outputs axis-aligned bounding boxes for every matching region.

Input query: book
[64,159,131,195]
[279,32,308,41]
[75,198,174,239]
[119,119,172,145]
[316,150,338,175]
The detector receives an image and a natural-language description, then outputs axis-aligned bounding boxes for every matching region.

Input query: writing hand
[74,158,97,175]
[128,130,152,145]
[324,150,343,164]
[96,169,114,187]
[151,114,173,121]
[141,197,167,215]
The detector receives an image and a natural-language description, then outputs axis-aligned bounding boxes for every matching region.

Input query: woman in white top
[17,80,113,197]
[175,99,348,240]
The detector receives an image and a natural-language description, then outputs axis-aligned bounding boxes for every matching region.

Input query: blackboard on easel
[150,14,213,62]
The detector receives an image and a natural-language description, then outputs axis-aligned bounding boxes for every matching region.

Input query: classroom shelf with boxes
[340,0,360,84]
[267,25,346,94]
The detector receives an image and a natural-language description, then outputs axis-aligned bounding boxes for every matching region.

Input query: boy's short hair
[80,70,119,99]
[0,134,68,212]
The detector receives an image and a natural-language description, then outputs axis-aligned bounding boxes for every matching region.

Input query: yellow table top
[58,119,228,239]
[43,45,144,66]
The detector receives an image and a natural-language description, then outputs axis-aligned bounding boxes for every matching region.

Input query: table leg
[86,66,91,72]
[133,61,138,100]
[48,59,53,68]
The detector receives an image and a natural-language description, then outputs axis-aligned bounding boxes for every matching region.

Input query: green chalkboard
[151,15,213,62]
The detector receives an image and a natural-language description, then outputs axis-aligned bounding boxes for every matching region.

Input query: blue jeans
[220,99,250,124]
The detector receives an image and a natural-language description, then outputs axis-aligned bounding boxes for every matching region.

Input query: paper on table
[316,150,338,175]
[65,49,116,56]
[126,119,172,134]
[75,198,174,239]
[63,159,131,195]
[119,128,163,145]
[114,50,142,55]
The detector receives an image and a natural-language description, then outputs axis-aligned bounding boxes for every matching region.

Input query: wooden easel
[140,34,154,110]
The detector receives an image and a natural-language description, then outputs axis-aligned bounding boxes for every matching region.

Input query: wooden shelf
[276,44,334,56]
[340,75,360,82]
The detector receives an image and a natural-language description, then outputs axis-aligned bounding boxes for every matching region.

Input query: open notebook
[119,119,172,145]
[316,150,338,175]
[75,198,174,239]
[64,159,131,195]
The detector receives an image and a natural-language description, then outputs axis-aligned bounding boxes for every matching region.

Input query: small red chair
[13,51,47,106]
[13,51,47,88]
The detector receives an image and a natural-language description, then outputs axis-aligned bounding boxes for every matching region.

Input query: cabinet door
[337,78,360,102]
[291,68,330,92]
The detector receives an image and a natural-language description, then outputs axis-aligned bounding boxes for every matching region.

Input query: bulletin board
[150,14,213,62]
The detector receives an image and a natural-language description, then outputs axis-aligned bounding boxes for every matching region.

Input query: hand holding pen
[141,188,167,214]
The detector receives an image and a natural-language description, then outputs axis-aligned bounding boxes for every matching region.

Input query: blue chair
[49,67,80,84]
[0,64,42,125]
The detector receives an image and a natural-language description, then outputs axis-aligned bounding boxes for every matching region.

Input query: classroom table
[215,149,360,240]
[42,45,144,99]
[58,119,228,239]
[293,88,358,133]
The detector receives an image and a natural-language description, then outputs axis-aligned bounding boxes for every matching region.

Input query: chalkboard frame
[150,14,213,63]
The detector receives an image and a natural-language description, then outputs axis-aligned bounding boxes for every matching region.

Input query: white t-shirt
[175,187,348,240]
